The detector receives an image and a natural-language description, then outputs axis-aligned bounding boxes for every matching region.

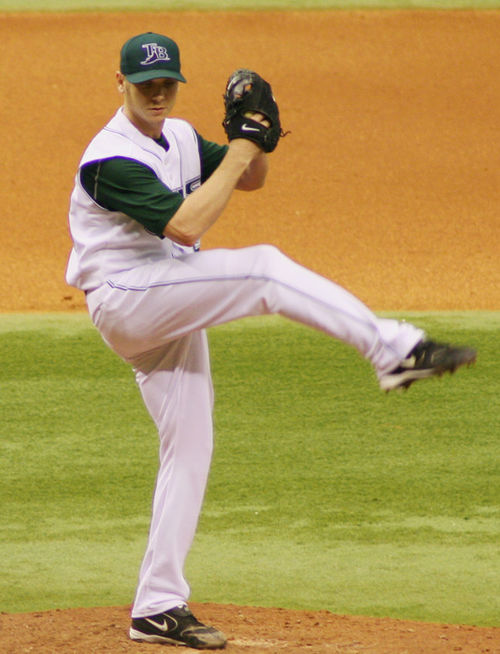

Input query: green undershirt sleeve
[79,134,228,238]
[80,158,183,237]
[198,137,228,182]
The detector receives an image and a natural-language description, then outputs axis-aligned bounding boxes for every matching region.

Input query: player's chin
[149,107,168,119]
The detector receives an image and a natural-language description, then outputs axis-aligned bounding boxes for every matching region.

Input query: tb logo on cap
[140,42,171,66]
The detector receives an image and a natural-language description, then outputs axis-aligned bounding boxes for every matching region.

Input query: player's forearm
[164,140,263,246]
[235,150,268,191]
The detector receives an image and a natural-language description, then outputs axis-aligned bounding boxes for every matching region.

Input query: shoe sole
[380,348,476,392]
[130,627,180,645]
[129,626,227,649]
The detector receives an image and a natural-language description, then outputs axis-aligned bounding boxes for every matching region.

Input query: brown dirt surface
[0,9,499,654]
[1,604,499,654]
[1,9,499,313]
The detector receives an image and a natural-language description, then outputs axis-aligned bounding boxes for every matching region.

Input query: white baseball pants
[85,244,423,618]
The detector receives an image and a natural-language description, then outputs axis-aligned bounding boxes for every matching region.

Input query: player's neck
[123,106,165,140]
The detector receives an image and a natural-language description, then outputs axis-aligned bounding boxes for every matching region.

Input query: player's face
[118,73,179,138]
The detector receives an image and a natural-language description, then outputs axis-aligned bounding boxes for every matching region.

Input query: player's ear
[116,71,126,94]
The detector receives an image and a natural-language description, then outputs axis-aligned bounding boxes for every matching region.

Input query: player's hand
[245,111,271,128]
[227,114,271,164]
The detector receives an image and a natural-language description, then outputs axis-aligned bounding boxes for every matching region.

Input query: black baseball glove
[222,69,284,153]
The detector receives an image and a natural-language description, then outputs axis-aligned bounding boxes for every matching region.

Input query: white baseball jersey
[66,108,201,292]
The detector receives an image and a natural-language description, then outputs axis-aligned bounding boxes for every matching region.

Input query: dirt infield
[1,9,499,313]
[0,9,499,654]
[1,604,499,653]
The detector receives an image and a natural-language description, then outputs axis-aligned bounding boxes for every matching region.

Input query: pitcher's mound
[1,603,498,653]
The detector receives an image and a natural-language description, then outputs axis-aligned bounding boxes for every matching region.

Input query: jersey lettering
[186,179,201,195]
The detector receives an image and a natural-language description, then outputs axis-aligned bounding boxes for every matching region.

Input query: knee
[254,244,282,258]
[249,244,286,275]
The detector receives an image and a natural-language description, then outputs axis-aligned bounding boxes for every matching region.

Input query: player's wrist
[228,136,262,152]
[227,137,263,161]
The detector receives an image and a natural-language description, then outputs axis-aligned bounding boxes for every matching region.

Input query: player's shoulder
[165,116,193,128]
[82,128,135,165]
[163,116,198,142]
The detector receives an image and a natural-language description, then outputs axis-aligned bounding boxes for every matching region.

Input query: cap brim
[125,70,186,83]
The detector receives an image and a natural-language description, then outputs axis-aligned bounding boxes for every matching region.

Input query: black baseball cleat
[379,340,477,391]
[129,604,227,649]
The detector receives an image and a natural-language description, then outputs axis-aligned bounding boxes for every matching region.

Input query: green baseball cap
[120,32,186,83]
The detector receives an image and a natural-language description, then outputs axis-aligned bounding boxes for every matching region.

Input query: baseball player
[65,32,476,650]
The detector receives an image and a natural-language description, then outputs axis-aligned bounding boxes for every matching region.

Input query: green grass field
[1,312,498,626]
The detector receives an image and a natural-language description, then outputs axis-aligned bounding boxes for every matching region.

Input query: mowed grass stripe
[0,313,498,624]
